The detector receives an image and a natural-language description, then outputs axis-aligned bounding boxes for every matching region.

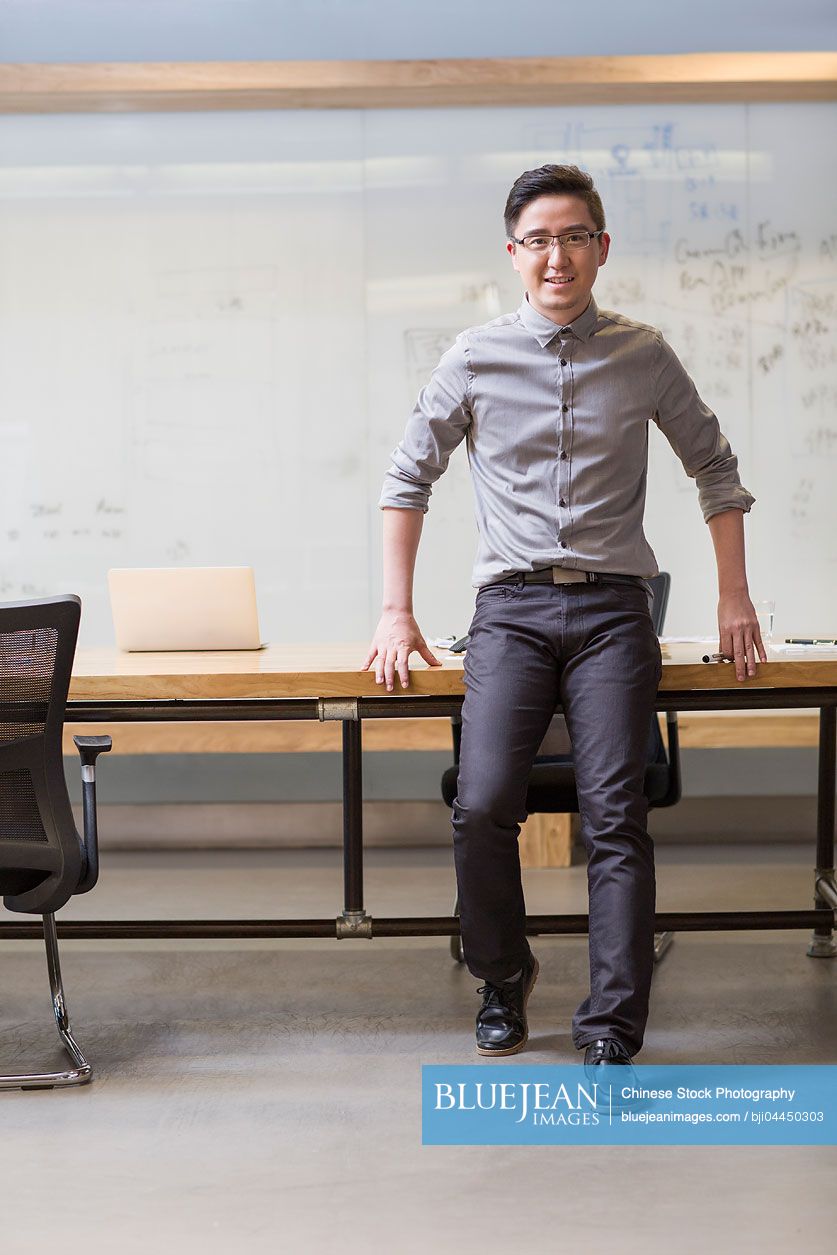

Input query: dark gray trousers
[451,578,662,1056]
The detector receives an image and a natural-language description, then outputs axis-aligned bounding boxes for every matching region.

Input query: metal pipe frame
[0,913,92,1089]
[0,909,831,942]
[63,686,837,721]
[0,687,833,948]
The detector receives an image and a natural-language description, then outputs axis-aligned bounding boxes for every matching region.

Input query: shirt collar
[518,292,599,346]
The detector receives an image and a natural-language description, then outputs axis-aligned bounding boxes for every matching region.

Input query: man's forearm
[707,508,749,594]
[382,507,424,612]
[707,507,765,679]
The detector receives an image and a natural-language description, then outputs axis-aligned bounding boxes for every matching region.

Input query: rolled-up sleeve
[652,332,755,522]
[378,337,472,514]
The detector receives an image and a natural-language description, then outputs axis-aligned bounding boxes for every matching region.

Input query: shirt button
[560,358,568,366]
[559,498,567,507]
[560,450,568,460]
[562,404,569,412]
[560,540,568,548]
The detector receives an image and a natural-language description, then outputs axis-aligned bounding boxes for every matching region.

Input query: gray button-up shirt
[379,294,755,588]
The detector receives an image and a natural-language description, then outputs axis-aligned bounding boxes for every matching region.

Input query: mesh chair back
[0,596,84,913]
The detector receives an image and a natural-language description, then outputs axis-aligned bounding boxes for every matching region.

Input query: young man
[362,164,764,1070]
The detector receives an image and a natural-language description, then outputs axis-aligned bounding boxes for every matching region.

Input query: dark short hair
[504,164,605,238]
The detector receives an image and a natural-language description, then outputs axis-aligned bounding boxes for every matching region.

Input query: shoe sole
[476,957,539,1057]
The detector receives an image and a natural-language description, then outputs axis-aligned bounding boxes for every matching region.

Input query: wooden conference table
[4,643,836,953]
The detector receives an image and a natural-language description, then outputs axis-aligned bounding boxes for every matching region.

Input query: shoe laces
[595,1038,629,1061]
[477,979,519,1009]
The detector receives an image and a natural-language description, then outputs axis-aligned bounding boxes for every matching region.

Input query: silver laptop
[108,567,263,651]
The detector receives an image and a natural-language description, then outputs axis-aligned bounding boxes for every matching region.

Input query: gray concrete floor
[1,843,835,1253]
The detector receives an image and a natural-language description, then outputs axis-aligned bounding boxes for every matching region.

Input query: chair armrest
[73,735,113,770]
[72,735,112,893]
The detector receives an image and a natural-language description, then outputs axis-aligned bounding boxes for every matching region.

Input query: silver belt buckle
[551,567,589,585]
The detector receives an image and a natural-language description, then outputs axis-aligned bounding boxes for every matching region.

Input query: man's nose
[548,238,571,261]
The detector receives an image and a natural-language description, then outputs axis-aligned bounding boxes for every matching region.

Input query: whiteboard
[0,103,834,645]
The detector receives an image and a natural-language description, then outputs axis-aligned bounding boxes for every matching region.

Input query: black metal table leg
[338,715,371,938]
[809,704,837,957]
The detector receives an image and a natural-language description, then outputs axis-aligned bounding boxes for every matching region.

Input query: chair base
[807,931,837,959]
[653,930,675,963]
[0,912,92,1091]
[450,892,464,963]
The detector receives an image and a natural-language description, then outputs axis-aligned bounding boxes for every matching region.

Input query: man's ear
[598,232,611,266]
[507,239,520,273]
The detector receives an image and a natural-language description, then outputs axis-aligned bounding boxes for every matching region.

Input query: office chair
[442,573,681,963]
[0,595,111,1089]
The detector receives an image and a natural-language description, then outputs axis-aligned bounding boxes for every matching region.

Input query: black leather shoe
[475,953,538,1056]
[583,1038,638,1085]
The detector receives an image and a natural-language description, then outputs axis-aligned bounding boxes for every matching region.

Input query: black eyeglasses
[511,230,605,253]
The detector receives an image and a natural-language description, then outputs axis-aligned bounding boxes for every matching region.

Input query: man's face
[507,194,610,325]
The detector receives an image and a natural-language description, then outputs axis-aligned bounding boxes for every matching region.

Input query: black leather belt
[493,568,647,588]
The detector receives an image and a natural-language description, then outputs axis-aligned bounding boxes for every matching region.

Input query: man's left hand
[718,591,767,681]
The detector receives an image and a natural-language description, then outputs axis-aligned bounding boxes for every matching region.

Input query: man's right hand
[360,609,442,691]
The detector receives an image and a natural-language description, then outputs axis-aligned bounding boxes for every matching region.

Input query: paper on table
[658,635,718,644]
[769,643,837,658]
